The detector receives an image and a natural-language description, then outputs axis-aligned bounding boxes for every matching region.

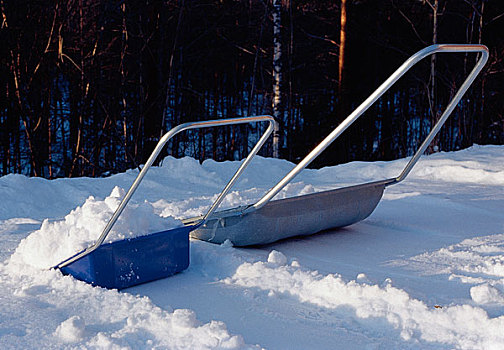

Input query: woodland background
[1,0,503,178]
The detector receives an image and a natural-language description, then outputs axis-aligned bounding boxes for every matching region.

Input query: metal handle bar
[245,44,488,214]
[56,115,276,269]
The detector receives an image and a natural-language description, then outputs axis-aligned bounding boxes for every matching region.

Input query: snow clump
[9,186,182,269]
[267,250,287,266]
[54,316,86,343]
[470,284,504,305]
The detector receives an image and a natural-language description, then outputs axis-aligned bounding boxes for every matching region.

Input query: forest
[1,0,503,178]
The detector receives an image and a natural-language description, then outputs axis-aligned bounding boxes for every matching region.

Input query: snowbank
[225,250,504,349]
[9,186,182,269]
[0,263,255,349]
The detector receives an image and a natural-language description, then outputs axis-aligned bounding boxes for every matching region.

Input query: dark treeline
[1,0,503,178]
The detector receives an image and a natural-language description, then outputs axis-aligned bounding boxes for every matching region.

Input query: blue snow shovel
[54,116,276,289]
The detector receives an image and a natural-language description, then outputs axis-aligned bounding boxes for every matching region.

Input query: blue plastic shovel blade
[60,225,191,289]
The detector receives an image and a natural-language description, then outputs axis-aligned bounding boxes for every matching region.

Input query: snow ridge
[1,262,257,349]
[225,250,504,349]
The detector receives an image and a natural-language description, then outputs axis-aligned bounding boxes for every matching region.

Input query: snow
[225,251,504,349]
[1,145,504,349]
[9,186,182,269]
[54,316,85,343]
[266,250,288,266]
[1,264,250,349]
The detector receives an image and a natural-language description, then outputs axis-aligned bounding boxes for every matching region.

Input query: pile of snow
[413,159,504,185]
[0,264,254,349]
[9,186,182,269]
[471,284,504,305]
[225,251,504,349]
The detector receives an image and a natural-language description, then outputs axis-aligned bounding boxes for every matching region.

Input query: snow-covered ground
[1,145,503,349]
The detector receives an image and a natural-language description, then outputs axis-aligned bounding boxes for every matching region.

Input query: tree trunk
[430,0,437,113]
[337,0,349,163]
[161,0,184,139]
[427,0,439,153]
[121,1,128,165]
[272,0,282,158]
[338,0,347,95]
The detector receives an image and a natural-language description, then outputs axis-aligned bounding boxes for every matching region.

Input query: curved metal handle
[394,45,488,183]
[56,115,276,269]
[245,44,488,214]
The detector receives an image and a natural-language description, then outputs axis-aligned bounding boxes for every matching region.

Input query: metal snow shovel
[187,44,489,246]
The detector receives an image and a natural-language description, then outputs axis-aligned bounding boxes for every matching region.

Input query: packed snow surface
[1,145,504,349]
